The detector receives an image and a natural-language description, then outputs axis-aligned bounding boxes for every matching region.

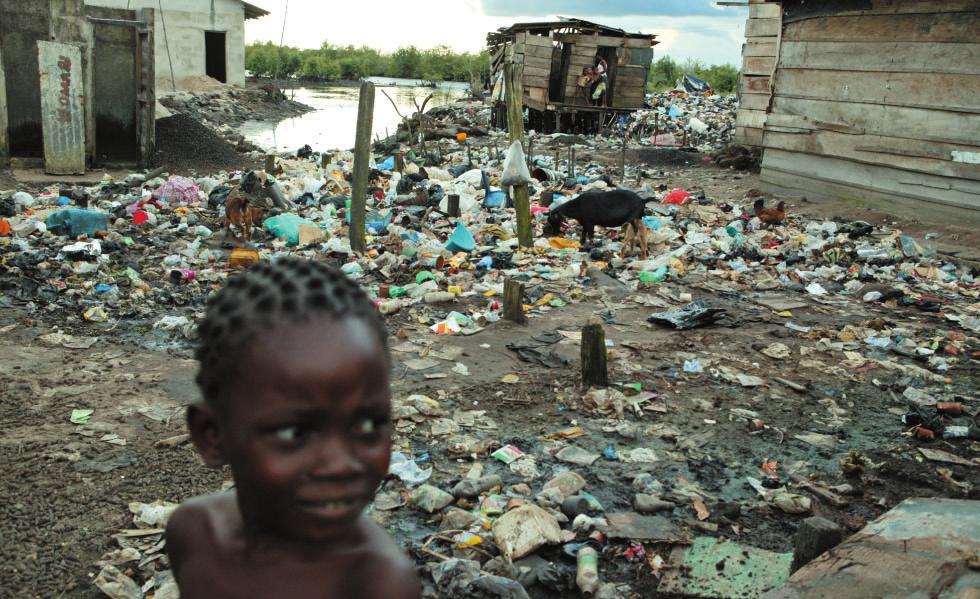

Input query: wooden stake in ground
[503,278,525,324]
[447,194,460,217]
[504,62,532,248]
[569,145,576,179]
[581,316,608,387]
[264,153,276,174]
[350,80,375,254]
[620,133,627,182]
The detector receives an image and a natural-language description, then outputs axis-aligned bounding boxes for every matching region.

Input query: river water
[240,77,470,153]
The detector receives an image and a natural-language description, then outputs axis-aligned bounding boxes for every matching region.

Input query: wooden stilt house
[487,18,658,134]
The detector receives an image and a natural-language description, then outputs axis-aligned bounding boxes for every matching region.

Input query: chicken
[753,198,786,226]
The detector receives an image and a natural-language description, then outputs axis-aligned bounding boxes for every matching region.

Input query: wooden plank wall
[734,0,780,146]
[759,2,980,216]
[514,31,552,109]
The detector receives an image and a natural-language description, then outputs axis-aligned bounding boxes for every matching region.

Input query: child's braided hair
[194,257,387,404]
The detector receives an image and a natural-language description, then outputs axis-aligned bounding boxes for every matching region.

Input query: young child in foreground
[166,258,421,599]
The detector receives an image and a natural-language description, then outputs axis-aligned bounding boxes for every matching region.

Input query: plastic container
[576,545,599,595]
[445,221,475,253]
[45,209,110,238]
[423,292,456,304]
[229,247,260,268]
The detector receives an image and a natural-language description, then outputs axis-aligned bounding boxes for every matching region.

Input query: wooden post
[503,62,532,249]
[620,134,627,182]
[395,151,405,173]
[503,278,525,324]
[447,194,460,217]
[320,152,329,170]
[569,146,576,179]
[0,44,8,164]
[581,316,608,387]
[350,81,375,254]
[264,154,276,174]
[792,517,843,572]
[136,8,156,169]
[553,146,560,175]
[527,137,533,169]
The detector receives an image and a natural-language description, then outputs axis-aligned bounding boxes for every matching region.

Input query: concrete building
[84,0,269,88]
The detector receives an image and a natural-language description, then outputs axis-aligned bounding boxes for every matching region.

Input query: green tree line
[646,56,739,94]
[246,41,490,83]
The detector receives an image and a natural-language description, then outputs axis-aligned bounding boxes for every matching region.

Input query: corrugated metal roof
[488,17,657,44]
[241,1,269,20]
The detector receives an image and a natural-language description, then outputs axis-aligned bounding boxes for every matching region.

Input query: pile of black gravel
[152,114,254,175]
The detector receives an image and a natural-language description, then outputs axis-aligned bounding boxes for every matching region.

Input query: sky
[244,0,748,66]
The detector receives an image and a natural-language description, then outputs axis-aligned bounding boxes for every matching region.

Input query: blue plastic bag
[377,156,395,171]
[45,209,109,237]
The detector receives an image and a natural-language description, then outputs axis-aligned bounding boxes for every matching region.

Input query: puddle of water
[241,77,470,153]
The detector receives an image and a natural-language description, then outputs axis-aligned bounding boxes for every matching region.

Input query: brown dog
[224,192,264,244]
[620,218,649,259]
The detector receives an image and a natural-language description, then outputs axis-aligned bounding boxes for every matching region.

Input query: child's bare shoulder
[356,517,421,599]
[166,493,241,560]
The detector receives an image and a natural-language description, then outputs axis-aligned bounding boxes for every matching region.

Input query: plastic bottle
[378,301,401,315]
[576,545,599,596]
[423,292,456,304]
[639,266,668,284]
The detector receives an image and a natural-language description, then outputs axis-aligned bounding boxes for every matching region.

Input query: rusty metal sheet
[38,41,86,174]
[763,498,980,599]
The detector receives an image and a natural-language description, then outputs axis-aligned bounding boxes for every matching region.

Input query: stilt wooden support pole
[264,153,276,174]
[581,316,608,387]
[503,279,525,324]
[620,134,627,182]
[447,194,460,217]
[504,62,532,248]
[350,80,375,254]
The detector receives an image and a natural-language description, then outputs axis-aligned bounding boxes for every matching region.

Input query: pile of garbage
[3,132,979,598]
[159,83,311,130]
[629,92,738,152]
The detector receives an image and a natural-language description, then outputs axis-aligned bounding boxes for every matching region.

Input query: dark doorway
[205,31,226,83]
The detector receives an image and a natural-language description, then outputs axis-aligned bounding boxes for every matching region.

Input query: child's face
[201,317,391,545]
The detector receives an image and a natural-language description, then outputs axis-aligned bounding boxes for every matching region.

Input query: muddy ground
[1,156,978,598]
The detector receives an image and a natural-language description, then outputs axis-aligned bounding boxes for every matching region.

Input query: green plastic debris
[658,537,792,598]
[389,286,407,298]
[263,214,318,246]
[70,409,94,424]
[416,270,435,284]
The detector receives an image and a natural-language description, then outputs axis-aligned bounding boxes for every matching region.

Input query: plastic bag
[263,214,318,246]
[501,140,533,186]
